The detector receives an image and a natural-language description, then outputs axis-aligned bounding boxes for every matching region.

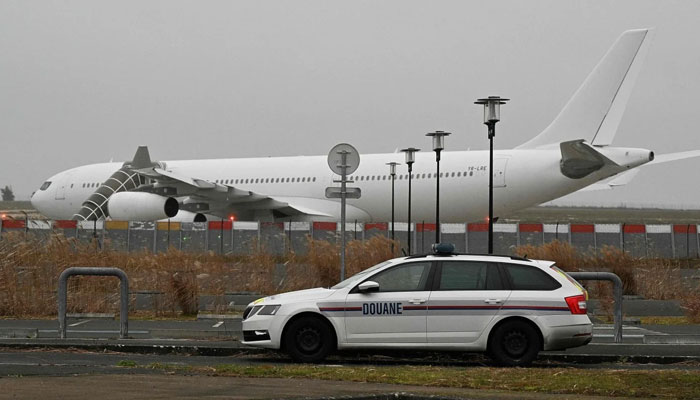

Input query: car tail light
[565,294,587,314]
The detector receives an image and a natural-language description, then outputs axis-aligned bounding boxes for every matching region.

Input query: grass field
[505,206,700,224]
[116,361,700,399]
[4,200,700,223]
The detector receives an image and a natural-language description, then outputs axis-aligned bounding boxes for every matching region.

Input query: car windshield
[330,260,393,289]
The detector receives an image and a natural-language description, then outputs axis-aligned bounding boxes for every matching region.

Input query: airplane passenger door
[493,157,509,188]
[54,184,65,200]
[54,171,74,200]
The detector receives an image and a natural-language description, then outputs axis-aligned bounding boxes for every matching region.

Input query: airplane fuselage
[31,147,651,223]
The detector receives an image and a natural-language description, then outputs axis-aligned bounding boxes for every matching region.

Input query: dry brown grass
[0,232,398,318]
[2,232,697,320]
[681,292,700,323]
[515,240,698,320]
[515,241,586,272]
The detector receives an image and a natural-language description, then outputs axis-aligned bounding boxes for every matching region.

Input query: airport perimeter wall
[1,219,699,259]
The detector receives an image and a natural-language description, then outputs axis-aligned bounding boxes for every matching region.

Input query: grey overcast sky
[1,0,699,207]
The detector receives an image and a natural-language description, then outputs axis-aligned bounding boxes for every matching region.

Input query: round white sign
[327,143,360,175]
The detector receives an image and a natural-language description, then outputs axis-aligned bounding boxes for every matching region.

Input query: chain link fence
[1,219,699,258]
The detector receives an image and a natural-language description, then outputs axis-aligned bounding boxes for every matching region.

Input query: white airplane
[29,29,699,224]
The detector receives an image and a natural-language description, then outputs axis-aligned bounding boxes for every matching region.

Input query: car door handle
[484,299,503,304]
[408,299,426,304]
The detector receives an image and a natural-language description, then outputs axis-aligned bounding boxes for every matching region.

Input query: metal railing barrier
[569,271,623,343]
[58,267,129,339]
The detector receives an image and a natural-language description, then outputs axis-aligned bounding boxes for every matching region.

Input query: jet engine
[166,210,207,222]
[107,192,179,221]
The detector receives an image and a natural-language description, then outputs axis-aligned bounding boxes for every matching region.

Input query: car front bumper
[241,314,286,349]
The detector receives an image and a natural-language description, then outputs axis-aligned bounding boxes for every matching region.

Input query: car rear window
[551,265,586,293]
[503,263,561,290]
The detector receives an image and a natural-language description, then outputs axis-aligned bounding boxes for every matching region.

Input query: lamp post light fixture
[426,130,451,244]
[386,162,400,252]
[400,147,420,255]
[474,96,509,254]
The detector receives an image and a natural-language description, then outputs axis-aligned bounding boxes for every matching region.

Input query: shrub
[680,291,700,323]
[0,232,399,317]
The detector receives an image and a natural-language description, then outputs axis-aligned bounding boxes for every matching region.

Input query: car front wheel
[283,316,334,363]
[488,320,541,367]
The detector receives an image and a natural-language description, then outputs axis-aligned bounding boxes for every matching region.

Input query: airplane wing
[123,146,364,221]
[144,167,334,219]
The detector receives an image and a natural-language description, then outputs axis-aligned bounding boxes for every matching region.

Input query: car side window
[503,264,561,290]
[368,262,431,292]
[438,261,504,290]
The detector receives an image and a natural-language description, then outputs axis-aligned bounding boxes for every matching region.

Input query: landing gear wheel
[488,320,541,367]
[284,316,334,363]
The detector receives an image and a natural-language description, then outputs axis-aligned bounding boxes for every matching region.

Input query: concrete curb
[540,352,700,365]
[2,339,700,365]
[196,314,241,321]
[0,339,251,357]
[0,328,38,339]
[645,334,700,344]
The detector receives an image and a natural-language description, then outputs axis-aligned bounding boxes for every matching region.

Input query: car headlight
[257,305,281,316]
[243,305,263,320]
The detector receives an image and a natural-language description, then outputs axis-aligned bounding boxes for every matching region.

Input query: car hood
[257,287,336,305]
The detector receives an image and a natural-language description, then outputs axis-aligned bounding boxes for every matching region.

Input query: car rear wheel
[488,320,541,367]
[283,316,334,363]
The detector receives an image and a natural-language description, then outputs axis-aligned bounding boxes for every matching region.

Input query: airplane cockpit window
[39,181,52,191]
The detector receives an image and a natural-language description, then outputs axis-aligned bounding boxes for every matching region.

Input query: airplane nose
[30,190,43,213]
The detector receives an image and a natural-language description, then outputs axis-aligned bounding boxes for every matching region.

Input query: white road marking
[68,320,91,327]
[212,321,224,328]
[38,330,150,334]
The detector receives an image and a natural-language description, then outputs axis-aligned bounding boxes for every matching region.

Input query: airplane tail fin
[518,29,654,149]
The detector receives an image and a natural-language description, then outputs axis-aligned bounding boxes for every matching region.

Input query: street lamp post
[400,147,420,255]
[386,162,400,253]
[426,131,451,244]
[475,96,509,254]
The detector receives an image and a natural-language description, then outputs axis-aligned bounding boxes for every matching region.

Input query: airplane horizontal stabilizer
[646,150,700,166]
[579,169,640,191]
[578,149,700,192]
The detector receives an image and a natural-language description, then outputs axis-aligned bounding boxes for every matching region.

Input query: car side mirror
[358,281,380,293]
